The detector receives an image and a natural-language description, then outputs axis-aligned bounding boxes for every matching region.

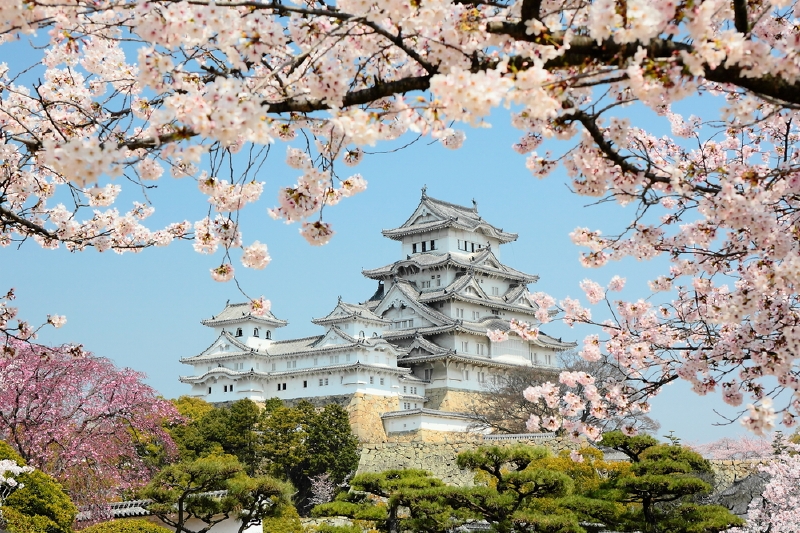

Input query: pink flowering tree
[0,338,179,514]
[728,442,800,533]
[692,435,774,460]
[2,0,800,436]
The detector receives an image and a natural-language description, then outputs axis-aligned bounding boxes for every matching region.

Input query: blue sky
[1,103,754,444]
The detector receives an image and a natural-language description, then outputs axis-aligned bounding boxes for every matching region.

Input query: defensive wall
[356,434,765,492]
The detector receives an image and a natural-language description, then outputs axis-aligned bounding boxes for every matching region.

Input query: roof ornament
[472,198,478,211]
[421,185,427,197]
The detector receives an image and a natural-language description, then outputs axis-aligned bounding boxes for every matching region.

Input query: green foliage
[313,525,363,533]
[601,431,742,533]
[311,500,387,521]
[0,441,76,533]
[79,518,171,533]
[166,398,361,513]
[305,404,360,486]
[141,453,293,533]
[260,503,304,533]
[316,447,620,533]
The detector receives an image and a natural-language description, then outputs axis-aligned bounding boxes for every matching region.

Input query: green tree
[314,446,623,533]
[169,399,261,472]
[259,401,360,511]
[305,404,360,487]
[0,441,76,533]
[601,431,744,533]
[140,453,293,533]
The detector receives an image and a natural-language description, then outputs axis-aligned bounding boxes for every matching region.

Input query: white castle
[180,191,573,439]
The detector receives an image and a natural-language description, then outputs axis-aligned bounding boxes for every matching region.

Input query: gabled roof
[181,331,254,363]
[362,249,537,284]
[312,299,390,326]
[201,302,288,328]
[403,334,451,357]
[416,272,540,316]
[382,316,574,350]
[372,279,454,326]
[381,191,518,243]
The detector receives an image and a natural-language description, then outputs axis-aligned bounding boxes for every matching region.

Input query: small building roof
[312,299,391,326]
[381,191,518,243]
[201,302,288,328]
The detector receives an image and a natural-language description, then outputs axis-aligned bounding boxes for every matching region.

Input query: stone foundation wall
[347,393,398,442]
[357,436,579,486]
[709,459,766,491]
[424,387,485,413]
[357,437,767,494]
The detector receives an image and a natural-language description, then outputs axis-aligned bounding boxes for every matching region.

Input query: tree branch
[487,23,800,106]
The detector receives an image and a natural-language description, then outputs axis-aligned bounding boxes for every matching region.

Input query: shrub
[79,518,171,533]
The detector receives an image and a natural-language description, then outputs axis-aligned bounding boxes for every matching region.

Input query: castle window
[421,241,427,252]
[477,343,486,356]
[430,240,435,250]
[346,354,350,362]
[325,378,329,385]
[472,311,480,320]
[421,281,430,288]
[404,402,410,410]
[254,328,259,337]
[380,378,385,385]
[208,366,212,371]
[369,376,374,384]
[478,371,486,383]
[282,383,287,390]
[456,308,464,318]
[231,384,234,392]
[277,383,281,391]
[412,243,418,253]
[403,386,407,393]
[546,354,552,365]
[463,370,469,380]
[314,358,318,366]
[471,242,475,252]
[271,363,276,371]
[319,379,324,386]
[266,331,271,340]
[461,341,469,352]
[208,387,212,394]
[303,380,308,388]
[235,328,243,337]
[224,385,228,392]
[424,369,433,381]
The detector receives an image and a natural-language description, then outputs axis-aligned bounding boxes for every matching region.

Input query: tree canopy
[2,0,800,444]
[0,338,179,514]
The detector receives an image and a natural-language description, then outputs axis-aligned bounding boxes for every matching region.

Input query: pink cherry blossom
[210,263,235,282]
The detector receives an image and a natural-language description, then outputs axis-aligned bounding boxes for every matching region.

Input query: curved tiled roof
[180,361,412,384]
[312,300,390,325]
[363,249,537,283]
[381,193,518,243]
[202,302,288,328]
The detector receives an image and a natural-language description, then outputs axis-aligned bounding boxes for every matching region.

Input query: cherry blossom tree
[728,442,800,533]
[2,0,800,437]
[692,435,774,460]
[0,338,179,514]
